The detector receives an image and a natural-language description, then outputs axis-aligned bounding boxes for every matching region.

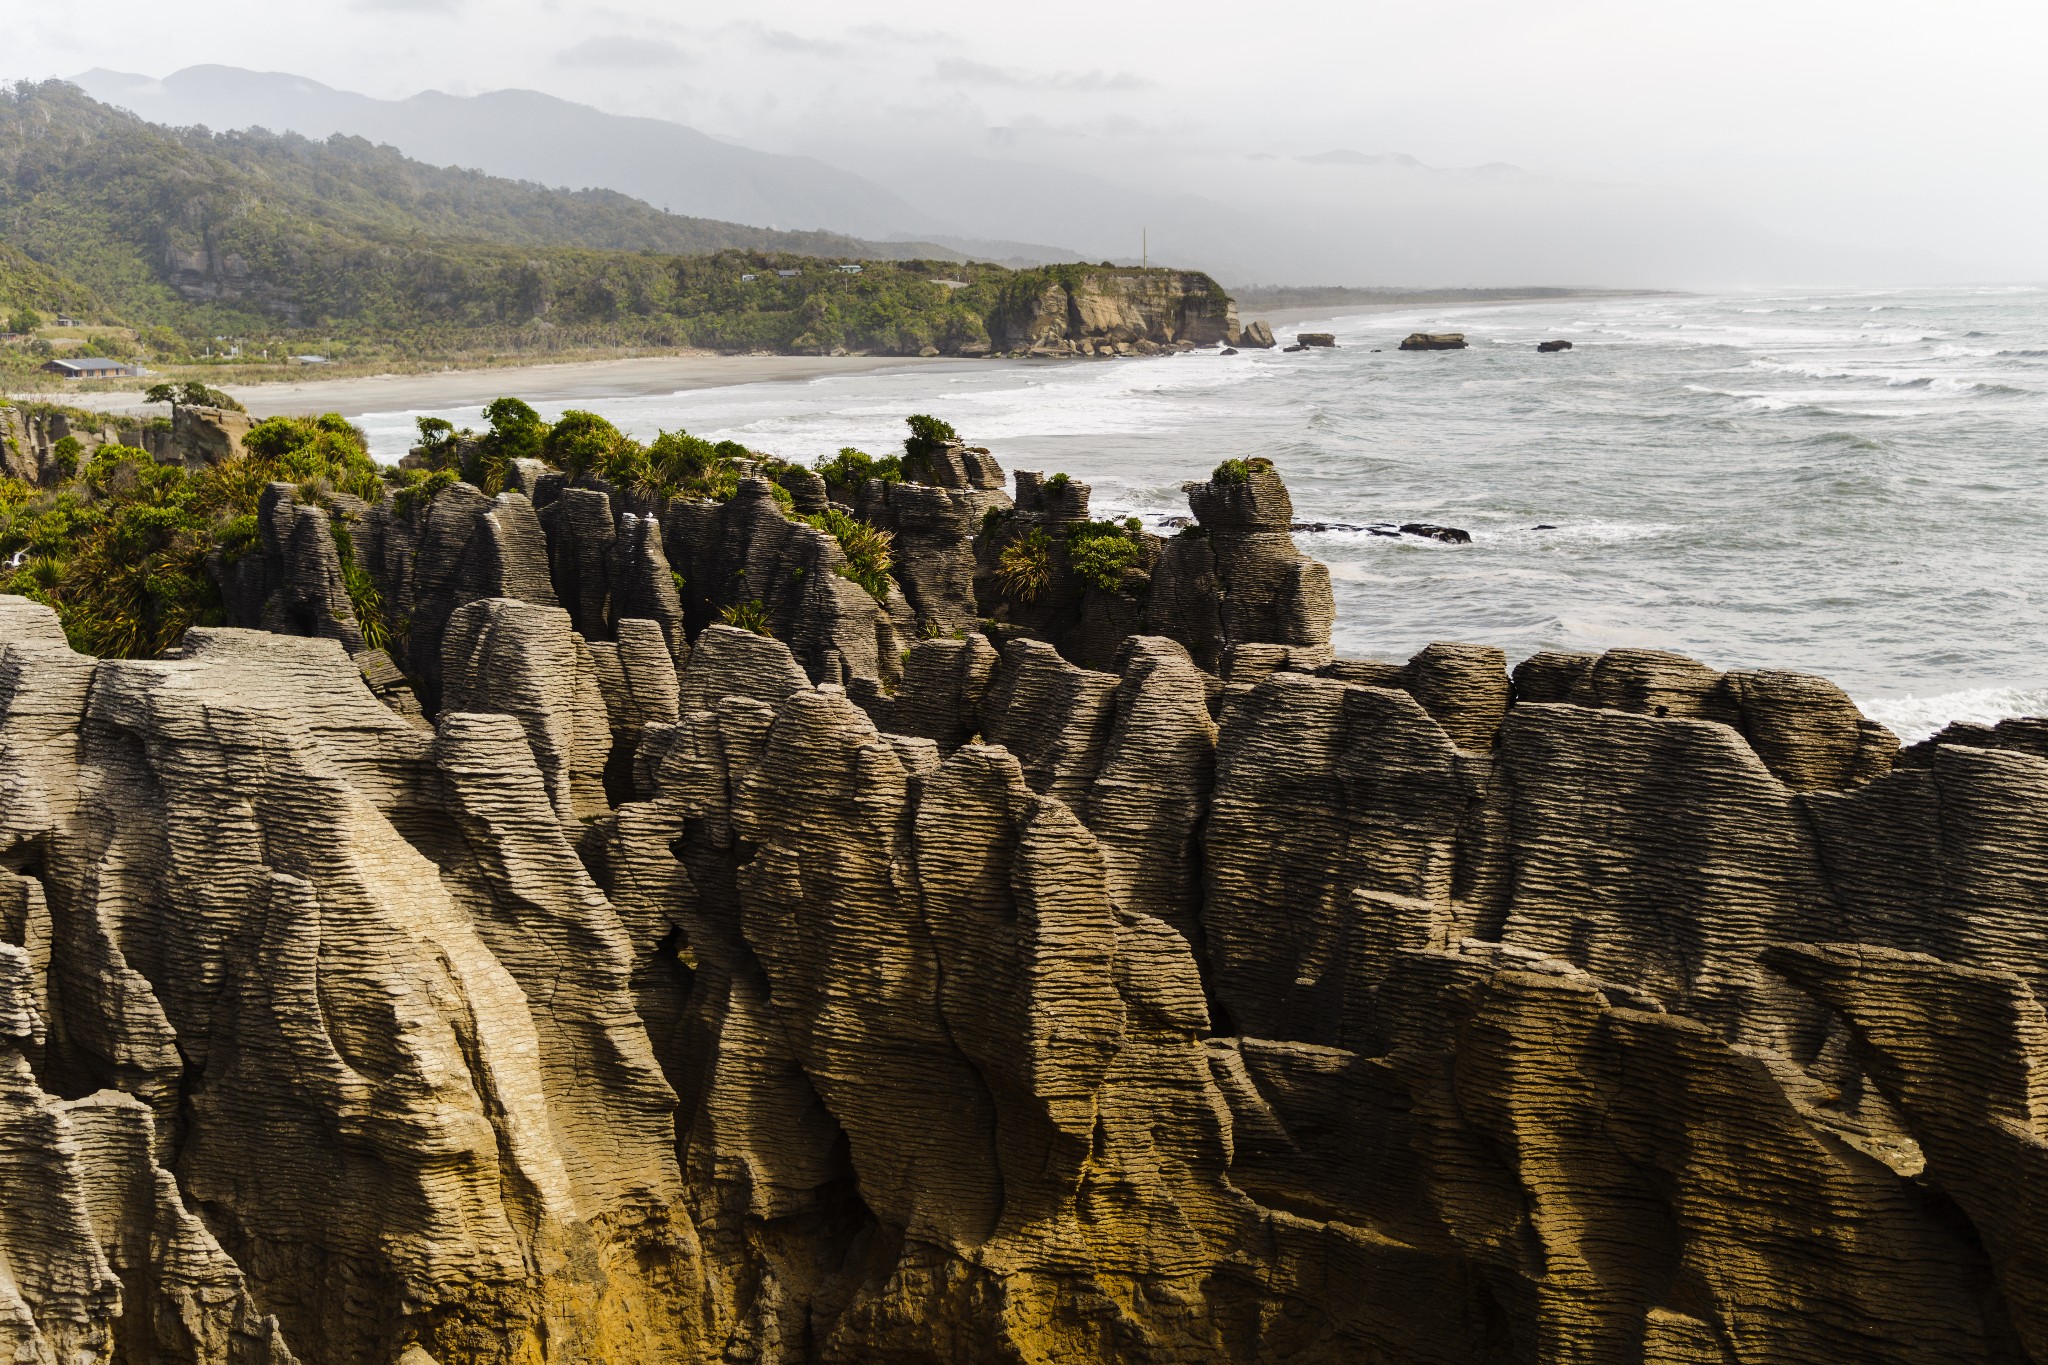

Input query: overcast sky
[10,0,2046,279]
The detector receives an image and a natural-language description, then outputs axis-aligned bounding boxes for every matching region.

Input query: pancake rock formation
[3,452,2047,1364]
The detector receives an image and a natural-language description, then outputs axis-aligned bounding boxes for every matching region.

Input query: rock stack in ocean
[5,448,2048,1364]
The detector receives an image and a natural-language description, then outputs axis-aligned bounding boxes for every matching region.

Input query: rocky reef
[4,438,2047,1365]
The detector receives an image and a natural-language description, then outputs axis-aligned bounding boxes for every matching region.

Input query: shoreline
[4,293,1676,420]
[7,352,1007,422]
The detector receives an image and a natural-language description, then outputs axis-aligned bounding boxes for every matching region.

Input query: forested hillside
[0,81,1138,368]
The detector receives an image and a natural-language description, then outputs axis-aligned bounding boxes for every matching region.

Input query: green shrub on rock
[1067,525,1142,593]
[814,446,902,493]
[719,599,772,635]
[49,435,81,479]
[1212,456,1274,485]
[541,409,633,481]
[800,507,895,601]
[996,528,1052,602]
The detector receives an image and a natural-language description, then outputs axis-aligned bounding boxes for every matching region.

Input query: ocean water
[352,286,2048,741]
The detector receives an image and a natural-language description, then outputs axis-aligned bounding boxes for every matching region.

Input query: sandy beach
[9,352,1002,421]
[9,293,1663,421]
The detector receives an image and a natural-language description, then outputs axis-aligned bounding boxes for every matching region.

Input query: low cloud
[349,0,464,12]
[556,35,691,68]
[934,58,1150,93]
[750,27,848,56]
[846,24,953,47]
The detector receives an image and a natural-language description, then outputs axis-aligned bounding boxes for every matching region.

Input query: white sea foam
[1860,688,2048,744]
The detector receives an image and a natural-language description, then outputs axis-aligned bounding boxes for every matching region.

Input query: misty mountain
[72,67,1950,289]
[75,65,945,241]
[850,147,1950,289]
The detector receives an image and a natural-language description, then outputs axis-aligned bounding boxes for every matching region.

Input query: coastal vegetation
[996,529,1053,602]
[0,81,1231,384]
[1065,519,1147,592]
[0,397,955,657]
[0,408,384,655]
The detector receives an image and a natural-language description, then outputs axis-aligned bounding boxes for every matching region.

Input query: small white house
[740,274,758,282]
[838,264,863,275]
[777,269,801,278]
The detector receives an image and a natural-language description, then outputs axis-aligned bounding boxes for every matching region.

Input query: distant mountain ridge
[77,66,929,238]
[59,66,1953,297]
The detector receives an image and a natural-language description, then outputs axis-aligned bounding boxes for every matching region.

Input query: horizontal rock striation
[3,444,2047,1363]
[987,267,1237,356]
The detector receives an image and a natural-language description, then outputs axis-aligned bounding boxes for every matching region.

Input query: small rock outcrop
[1236,319,1277,348]
[856,439,1010,636]
[1296,332,1337,348]
[214,482,366,654]
[1537,338,1574,352]
[1400,332,1469,350]
[1148,461,1335,672]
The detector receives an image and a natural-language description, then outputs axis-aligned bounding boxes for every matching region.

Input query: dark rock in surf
[1400,523,1472,544]
[1537,339,1574,353]
[1399,332,1469,351]
[1296,333,1337,348]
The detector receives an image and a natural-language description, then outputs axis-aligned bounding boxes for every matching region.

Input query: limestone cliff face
[988,267,1237,355]
[0,402,249,482]
[7,449,2048,1363]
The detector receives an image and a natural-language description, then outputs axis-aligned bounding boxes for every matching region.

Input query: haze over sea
[357,285,2048,742]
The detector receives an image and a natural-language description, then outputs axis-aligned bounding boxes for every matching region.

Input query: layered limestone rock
[855,439,1010,636]
[1236,320,1277,349]
[662,478,913,687]
[170,404,254,466]
[974,471,1167,669]
[393,484,560,714]
[0,601,710,1365]
[214,482,366,653]
[8,433,2048,1363]
[538,485,688,658]
[987,267,1237,354]
[1149,462,1336,672]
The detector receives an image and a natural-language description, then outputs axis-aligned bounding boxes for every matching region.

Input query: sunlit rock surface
[2,455,2045,1363]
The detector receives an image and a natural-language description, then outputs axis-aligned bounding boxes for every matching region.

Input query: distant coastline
[10,289,1673,419]
[1237,286,1679,330]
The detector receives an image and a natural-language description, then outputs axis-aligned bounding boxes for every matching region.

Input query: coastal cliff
[986,265,1239,357]
[4,438,2047,1364]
